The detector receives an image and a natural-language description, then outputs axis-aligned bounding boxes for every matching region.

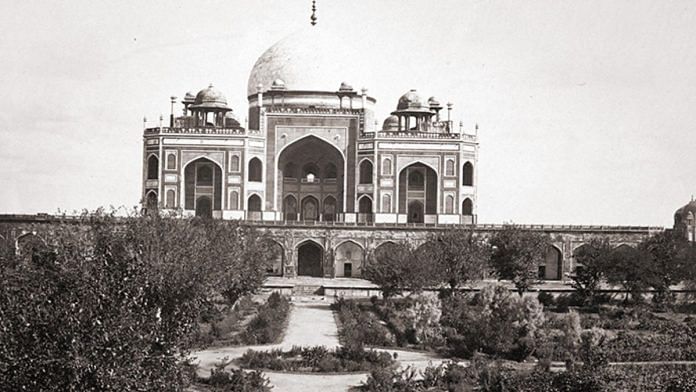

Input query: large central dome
[247,26,374,97]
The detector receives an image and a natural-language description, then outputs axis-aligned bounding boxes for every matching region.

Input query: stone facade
[142,28,479,226]
[0,214,662,281]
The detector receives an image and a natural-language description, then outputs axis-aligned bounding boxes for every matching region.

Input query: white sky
[1,0,694,227]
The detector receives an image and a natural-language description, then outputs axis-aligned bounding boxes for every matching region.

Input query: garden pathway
[191,297,447,391]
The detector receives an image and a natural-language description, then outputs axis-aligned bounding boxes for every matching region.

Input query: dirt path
[191,298,447,391]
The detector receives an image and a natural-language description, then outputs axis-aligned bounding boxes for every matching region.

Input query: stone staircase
[291,284,324,296]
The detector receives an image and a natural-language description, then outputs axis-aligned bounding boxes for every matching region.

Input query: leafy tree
[570,238,613,305]
[604,245,650,303]
[489,225,551,295]
[640,231,690,304]
[364,242,438,299]
[441,283,545,360]
[424,228,491,294]
[0,210,271,391]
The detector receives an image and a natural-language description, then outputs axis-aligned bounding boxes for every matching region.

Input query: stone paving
[191,296,447,391]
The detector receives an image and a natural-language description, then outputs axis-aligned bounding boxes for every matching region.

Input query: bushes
[0,211,272,390]
[441,283,545,360]
[237,292,290,345]
[238,345,395,372]
[332,298,395,348]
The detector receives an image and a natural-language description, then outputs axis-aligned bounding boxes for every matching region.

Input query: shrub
[201,362,272,391]
[441,283,545,360]
[238,346,395,373]
[237,292,290,344]
[0,211,272,390]
[332,298,395,347]
[537,291,555,307]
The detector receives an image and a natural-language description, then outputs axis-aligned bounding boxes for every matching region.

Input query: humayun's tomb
[1,21,693,284]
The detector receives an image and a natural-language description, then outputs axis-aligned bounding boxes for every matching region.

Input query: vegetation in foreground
[0,210,276,391]
[356,360,696,392]
[238,345,395,373]
[189,360,272,392]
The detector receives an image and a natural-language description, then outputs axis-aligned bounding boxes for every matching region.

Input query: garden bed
[237,345,395,373]
[194,292,290,348]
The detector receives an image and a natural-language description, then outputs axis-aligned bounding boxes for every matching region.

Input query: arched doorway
[283,195,298,221]
[16,233,47,261]
[195,196,212,218]
[323,196,336,221]
[301,196,319,221]
[358,196,373,223]
[184,158,222,215]
[297,241,323,277]
[266,241,284,276]
[542,246,563,280]
[408,200,424,223]
[277,135,345,221]
[248,194,262,220]
[398,163,437,223]
[145,191,158,212]
[335,241,364,277]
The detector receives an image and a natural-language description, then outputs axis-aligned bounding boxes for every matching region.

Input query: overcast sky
[1,0,694,227]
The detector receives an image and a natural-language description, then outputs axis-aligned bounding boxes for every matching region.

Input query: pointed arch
[462,198,473,215]
[195,196,212,218]
[358,195,373,223]
[248,194,262,211]
[445,194,454,213]
[147,155,159,180]
[229,190,239,210]
[183,157,223,212]
[166,153,177,170]
[283,194,298,221]
[462,161,474,186]
[301,195,319,221]
[145,191,158,211]
[323,195,337,221]
[265,240,285,276]
[382,157,392,176]
[248,157,263,182]
[541,245,563,280]
[297,239,324,277]
[359,159,373,184]
[335,240,364,277]
[445,159,455,176]
[382,193,392,212]
[165,189,176,209]
[230,154,240,172]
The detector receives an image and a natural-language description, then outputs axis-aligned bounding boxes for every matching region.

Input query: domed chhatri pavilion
[675,198,696,242]
[142,26,479,227]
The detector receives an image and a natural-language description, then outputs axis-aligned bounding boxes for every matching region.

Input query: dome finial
[310,0,317,26]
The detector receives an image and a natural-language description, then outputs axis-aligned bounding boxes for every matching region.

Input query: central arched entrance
[278,136,345,221]
[297,241,323,277]
[399,163,437,223]
[184,158,222,216]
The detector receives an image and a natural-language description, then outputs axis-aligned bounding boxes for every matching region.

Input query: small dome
[397,89,423,110]
[382,115,399,130]
[428,96,442,108]
[183,91,196,103]
[676,199,696,221]
[190,84,231,111]
[339,82,354,92]
[271,79,287,90]
[224,111,240,127]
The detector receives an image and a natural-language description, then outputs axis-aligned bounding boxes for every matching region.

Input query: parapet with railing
[144,127,261,136]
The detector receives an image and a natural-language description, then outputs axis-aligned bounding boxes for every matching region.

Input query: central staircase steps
[292,284,324,296]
